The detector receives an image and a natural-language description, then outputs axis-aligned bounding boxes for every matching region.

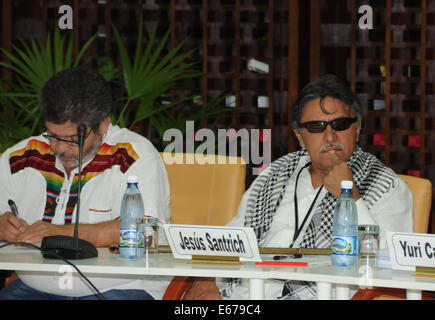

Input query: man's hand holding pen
[0,199,31,243]
[0,211,28,242]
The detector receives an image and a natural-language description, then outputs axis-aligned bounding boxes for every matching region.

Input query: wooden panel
[1,0,431,216]
[384,0,391,166]
[288,0,299,152]
[310,0,321,80]
[0,0,12,82]
[104,0,112,57]
[42,0,47,44]
[234,0,241,129]
[267,0,275,158]
[202,0,209,109]
[73,0,79,58]
[350,0,357,92]
[320,0,434,233]
[419,0,427,180]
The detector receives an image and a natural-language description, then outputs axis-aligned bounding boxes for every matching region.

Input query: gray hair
[39,67,112,133]
[291,74,362,130]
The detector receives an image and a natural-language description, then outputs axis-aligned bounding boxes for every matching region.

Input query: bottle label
[120,229,138,248]
[120,229,145,249]
[331,235,357,256]
[137,230,145,249]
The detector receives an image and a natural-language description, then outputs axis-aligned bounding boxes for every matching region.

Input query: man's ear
[100,116,111,134]
[293,128,305,148]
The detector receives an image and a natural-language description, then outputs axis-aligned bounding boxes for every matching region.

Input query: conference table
[0,243,434,300]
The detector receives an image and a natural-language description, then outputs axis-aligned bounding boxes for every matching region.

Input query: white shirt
[0,124,172,298]
[221,157,413,300]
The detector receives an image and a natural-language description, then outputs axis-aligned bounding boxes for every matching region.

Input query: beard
[55,137,102,169]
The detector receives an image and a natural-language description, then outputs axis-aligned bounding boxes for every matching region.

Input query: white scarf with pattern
[221,146,396,299]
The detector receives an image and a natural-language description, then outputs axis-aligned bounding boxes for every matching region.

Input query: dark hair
[39,67,112,132]
[291,74,362,130]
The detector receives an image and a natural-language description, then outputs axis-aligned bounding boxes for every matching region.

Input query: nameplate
[387,231,435,271]
[162,224,261,262]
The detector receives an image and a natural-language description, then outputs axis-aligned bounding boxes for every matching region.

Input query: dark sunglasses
[299,117,358,133]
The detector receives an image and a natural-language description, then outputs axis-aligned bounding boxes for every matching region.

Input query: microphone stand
[72,123,85,253]
[41,123,98,260]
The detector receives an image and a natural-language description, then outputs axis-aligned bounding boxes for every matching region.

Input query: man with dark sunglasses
[185,74,413,300]
[0,68,171,300]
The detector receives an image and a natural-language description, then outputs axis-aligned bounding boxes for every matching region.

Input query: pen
[273,254,302,260]
[8,199,19,217]
[256,261,308,267]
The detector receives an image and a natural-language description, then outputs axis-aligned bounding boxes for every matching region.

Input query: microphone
[41,123,98,260]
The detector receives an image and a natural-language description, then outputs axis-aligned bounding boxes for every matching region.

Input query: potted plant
[0,28,95,151]
[0,23,234,153]
[102,22,233,147]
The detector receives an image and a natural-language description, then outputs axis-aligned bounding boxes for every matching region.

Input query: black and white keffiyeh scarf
[220,146,397,299]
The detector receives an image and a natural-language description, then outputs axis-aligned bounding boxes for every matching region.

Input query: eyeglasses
[42,129,91,146]
[299,117,358,133]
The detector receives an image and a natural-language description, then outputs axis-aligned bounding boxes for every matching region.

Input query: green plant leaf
[74,33,97,67]
[0,29,96,152]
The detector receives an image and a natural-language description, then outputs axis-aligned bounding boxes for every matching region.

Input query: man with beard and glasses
[0,67,171,300]
[183,74,413,300]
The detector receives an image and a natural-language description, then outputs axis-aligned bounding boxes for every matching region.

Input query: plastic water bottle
[119,175,145,260]
[331,180,358,267]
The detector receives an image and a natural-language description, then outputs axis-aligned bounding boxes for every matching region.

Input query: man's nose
[51,140,75,153]
[323,124,338,142]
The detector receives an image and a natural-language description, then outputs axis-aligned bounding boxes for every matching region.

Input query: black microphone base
[41,235,98,260]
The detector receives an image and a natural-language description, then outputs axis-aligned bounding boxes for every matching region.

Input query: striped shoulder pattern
[8,139,140,224]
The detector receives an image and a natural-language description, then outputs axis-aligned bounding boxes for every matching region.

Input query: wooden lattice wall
[1,0,433,232]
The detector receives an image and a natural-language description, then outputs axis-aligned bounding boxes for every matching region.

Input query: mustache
[319,142,344,153]
[54,152,78,168]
